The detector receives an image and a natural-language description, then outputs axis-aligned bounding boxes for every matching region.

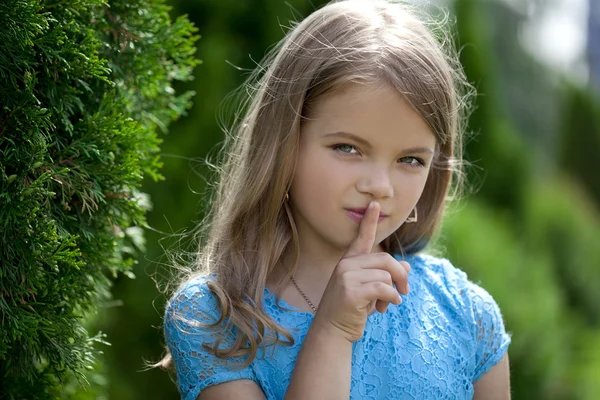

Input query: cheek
[393,172,430,206]
[292,148,346,195]
[412,172,430,196]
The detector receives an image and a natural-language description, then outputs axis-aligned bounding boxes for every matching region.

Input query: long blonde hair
[156,0,472,369]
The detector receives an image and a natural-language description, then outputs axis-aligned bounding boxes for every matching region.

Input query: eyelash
[331,143,427,168]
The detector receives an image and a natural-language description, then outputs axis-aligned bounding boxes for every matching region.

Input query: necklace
[291,276,318,313]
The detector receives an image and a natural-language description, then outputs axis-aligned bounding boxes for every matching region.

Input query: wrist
[310,316,355,344]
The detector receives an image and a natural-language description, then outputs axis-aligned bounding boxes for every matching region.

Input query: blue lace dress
[164,254,511,400]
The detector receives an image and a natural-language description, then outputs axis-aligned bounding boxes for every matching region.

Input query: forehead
[303,82,436,148]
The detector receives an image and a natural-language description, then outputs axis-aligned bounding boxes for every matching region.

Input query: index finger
[343,201,380,258]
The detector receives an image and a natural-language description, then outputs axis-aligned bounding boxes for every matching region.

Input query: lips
[345,207,388,217]
[345,208,388,223]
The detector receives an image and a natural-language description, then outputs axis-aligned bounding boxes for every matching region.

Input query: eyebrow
[322,131,435,154]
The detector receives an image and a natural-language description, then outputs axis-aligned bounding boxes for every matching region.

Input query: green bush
[0,0,198,398]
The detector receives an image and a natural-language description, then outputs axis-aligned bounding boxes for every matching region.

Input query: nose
[356,164,394,199]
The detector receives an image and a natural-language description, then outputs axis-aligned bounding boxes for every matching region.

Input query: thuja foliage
[0,0,199,398]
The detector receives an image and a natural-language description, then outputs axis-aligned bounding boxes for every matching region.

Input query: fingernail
[397,295,402,305]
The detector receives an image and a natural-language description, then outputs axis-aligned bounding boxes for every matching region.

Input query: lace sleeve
[437,258,511,383]
[164,278,259,400]
[467,280,511,382]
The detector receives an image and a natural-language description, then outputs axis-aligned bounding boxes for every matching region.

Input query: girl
[157,0,511,399]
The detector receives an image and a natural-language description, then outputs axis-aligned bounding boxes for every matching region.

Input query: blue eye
[400,157,426,168]
[332,144,359,154]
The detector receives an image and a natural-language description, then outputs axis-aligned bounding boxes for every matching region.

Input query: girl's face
[289,81,436,253]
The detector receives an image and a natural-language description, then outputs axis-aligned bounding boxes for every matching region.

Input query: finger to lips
[343,201,394,314]
[343,201,379,258]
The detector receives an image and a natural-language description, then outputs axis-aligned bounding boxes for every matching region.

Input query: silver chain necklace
[291,276,318,313]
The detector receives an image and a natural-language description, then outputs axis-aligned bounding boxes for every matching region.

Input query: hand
[312,201,411,343]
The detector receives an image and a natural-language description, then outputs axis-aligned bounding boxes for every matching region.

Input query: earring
[284,192,289,201]
[405,207,418,223]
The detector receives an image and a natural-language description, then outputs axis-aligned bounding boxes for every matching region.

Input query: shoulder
[163,275,261,400]
[164,274,221,337]
[166,275,215,311]
[395,253,511,381]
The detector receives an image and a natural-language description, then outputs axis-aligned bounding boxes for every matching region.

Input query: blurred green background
[90,0,600,399]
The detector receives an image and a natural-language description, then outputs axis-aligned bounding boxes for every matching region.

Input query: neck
[294,246,343,295]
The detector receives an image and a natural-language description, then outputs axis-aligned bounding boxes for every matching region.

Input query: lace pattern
[164,254,511,400]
